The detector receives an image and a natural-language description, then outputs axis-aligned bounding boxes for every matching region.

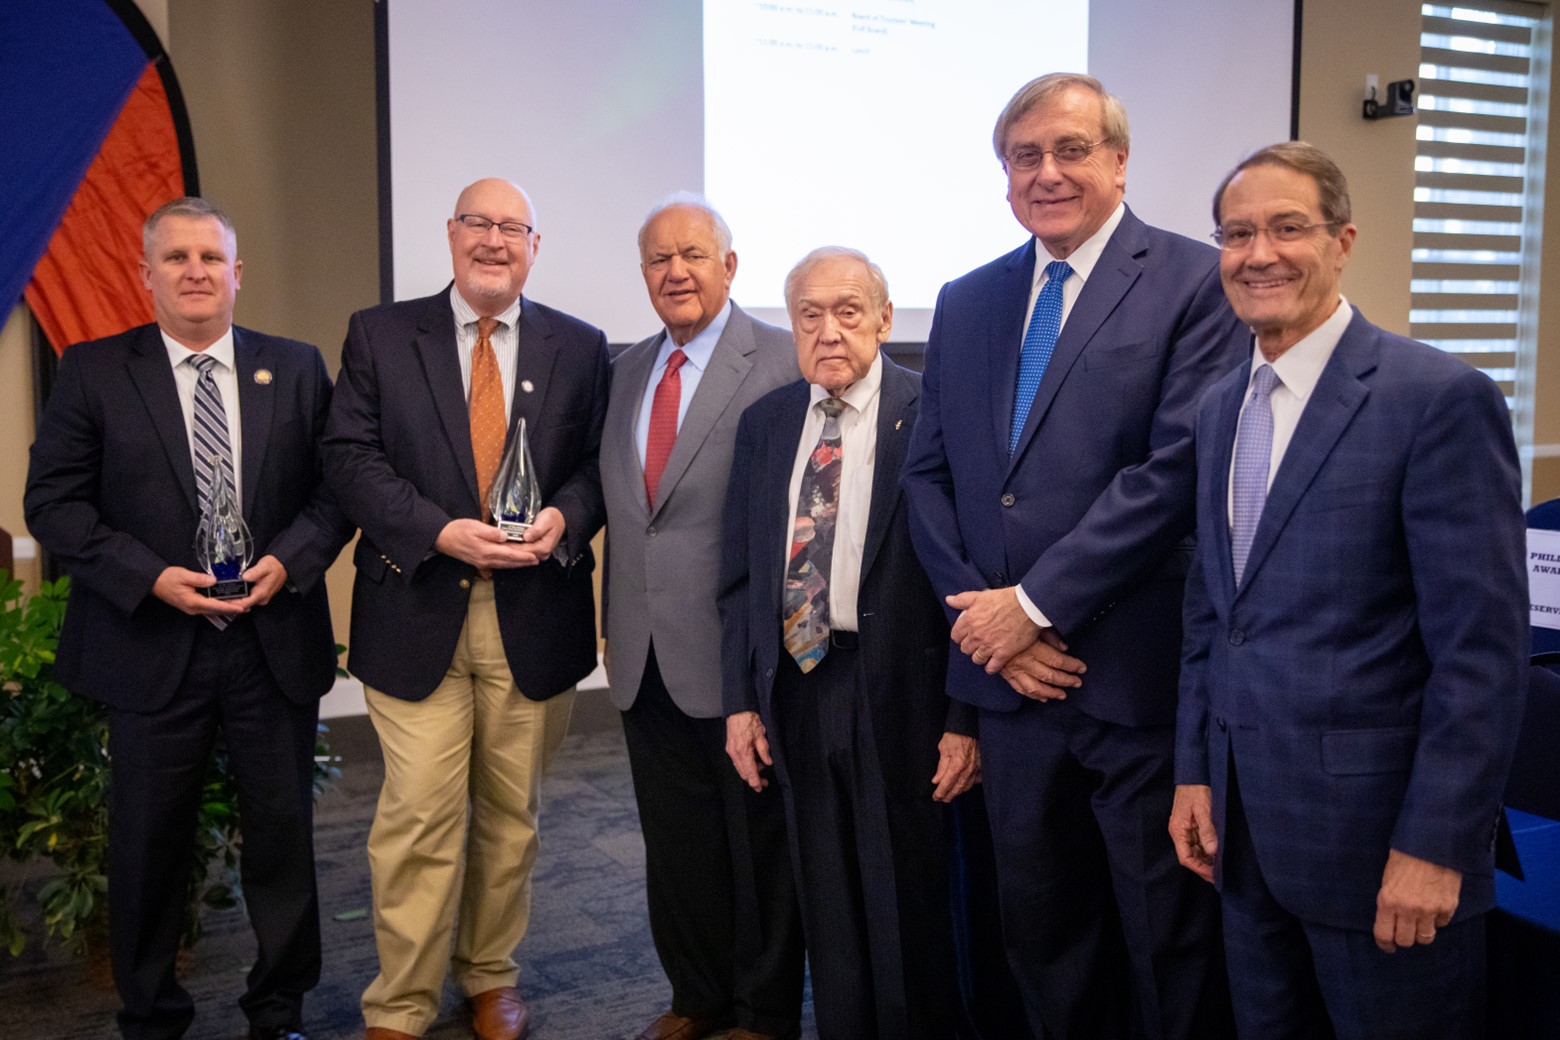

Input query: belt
[829,629,859,650]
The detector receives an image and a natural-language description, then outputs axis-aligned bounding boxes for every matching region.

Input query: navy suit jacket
[24,323,351,710]
[903,207,1248,725]
[323,288,609,701]
[1175,309,1528,930]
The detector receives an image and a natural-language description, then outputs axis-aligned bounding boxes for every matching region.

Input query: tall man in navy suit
[323,178,609,1040]
[721,247,978,1040]
[902,73,1243,1039]
[25,197,351,1040]
[602,195,804,1040]
[1170,142,1527,1040]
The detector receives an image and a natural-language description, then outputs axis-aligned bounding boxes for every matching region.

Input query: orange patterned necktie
[470,316,506,520]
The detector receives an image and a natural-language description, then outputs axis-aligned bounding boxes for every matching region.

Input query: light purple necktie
[1231,364,1280,586]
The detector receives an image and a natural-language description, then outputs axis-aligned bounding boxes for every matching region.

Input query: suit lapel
[765,384,812,616]
[413,294,482,508]
[652,308,756,518]
[233,328,274,515]
[126,326,199,515]
[1207,366,1247,601]
[1236,314,1376,597]
[989,240,1039,461]
[1009,211,1146,472]
[861,360,915,582]
[509,296,562,452]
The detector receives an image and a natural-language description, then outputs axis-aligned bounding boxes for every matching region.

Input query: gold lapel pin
[253,369,273,385]
[895,419,903,430]
[521,379,535,393]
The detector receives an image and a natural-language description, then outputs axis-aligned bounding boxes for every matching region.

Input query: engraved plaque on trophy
[488,417,542,542]
[194,466,253,599]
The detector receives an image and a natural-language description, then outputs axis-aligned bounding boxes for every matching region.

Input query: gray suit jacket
[602,302,800,717]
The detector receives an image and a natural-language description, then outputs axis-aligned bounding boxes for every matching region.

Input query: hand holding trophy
[194,465,254,598]
[488,417,543,542]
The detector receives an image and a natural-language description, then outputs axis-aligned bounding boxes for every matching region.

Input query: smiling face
[139,214,242,351]
[448,178,540,315]
[639,205,737,346]
[1003,86,1127,259]
[1217,163,1356,360]
[789,255,892,395]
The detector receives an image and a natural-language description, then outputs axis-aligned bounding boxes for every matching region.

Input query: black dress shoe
[250,1027,309,1040]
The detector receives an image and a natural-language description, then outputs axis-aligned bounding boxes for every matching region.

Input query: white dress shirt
[1226,296,1352,524]
[162,327,243,510]
[450,286,521,418]
[1013,202,1127,628]
[634,300,733,465]
[784,353,883,632]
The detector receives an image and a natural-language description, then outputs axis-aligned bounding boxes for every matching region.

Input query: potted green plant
[0,570,339,961]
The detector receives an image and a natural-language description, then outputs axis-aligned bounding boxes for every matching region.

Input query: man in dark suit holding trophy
[25,197,351,1040]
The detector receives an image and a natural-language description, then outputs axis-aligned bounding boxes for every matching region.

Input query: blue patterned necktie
[783,397,846,673]
[1231,364,1281,586]
[190,354,237,628]
[1010,260,1073,455]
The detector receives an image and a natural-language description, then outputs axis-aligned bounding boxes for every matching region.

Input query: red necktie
[643,348,687,508]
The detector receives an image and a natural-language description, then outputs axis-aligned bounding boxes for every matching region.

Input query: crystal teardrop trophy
[194,465,253,598]
[488,417,542,541]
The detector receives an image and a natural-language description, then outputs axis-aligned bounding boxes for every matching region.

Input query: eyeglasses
[1005,140,1102,170]
[455,213,535,239]
[1212,221,1337,250]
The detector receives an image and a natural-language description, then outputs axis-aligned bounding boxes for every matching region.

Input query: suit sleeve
[902,283,987,608]
[23,346,168,614]
[1175,536,1217,786]
[718,406,761,716]
[323,309,460,576]
[1390,367,1527,874]
[1020,260,1246,634]
[544,326,610,564]
[257,347,356,593]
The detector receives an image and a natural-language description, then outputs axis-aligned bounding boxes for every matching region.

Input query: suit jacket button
[1228,628,1245,645]
[459,578,471,589]
[647,525,657,536]
[1000,493,1016,507]
[1216,716,1228,732]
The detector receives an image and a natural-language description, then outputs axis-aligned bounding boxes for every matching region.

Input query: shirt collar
[809,351,883,414]
[450,284,521,332]
[1033,201,1127,288]
[1249,295,1352,403]
[162,326,236,372]
[657,299,733,374]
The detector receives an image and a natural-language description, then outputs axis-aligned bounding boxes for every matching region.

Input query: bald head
[448,177,541,315]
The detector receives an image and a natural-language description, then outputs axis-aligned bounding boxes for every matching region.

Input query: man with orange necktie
[324,178,609,1040]
[600,194,804,1040]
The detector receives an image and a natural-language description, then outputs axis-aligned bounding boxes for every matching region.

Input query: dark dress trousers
[1177,310,1528,1039]
[902,208,1247,1040]
[322,287,608,702]
[721,360,972,1040]
[24,323,351,1040]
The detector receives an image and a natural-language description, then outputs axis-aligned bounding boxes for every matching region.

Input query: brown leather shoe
[634,1010,730,1040]
[363,1029,418,1040]
[469,986,531,1040]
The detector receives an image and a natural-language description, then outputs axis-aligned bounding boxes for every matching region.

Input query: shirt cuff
[1013,584,1051,629]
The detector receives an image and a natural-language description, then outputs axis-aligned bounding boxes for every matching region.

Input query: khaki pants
[360,581,574,1034]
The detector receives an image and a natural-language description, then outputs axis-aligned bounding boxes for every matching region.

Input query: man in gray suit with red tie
[25,197,351,1040]
[601,194,804,1040]
[1171,142,1527,1040]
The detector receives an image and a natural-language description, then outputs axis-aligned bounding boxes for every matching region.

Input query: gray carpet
[0,695,817,1039]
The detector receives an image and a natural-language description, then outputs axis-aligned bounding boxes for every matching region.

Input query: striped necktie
[189,353,236,628]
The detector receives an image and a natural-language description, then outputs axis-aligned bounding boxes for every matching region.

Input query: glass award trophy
[488,417,542,541]
[194,466,253,599]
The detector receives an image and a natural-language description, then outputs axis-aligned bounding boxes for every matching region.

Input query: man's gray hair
[637,192,733,256]
[783,246,891,312]
[992,72,1130,163]
[143,197,236,255]
[1211,141,1353,228]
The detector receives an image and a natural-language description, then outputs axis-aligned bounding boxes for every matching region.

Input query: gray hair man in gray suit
[601,193,805,1040]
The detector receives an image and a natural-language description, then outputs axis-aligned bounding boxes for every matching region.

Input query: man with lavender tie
[1171,142,1528,1040]
[901,73,1245,1039]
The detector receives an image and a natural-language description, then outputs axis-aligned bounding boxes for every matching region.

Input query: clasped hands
[152,553,289,617]
[947,586,1085,701]
[436,507,566,576]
